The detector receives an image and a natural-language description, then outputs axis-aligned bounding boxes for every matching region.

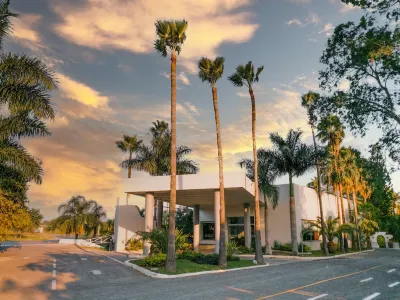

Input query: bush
[238,246,253,254]
[298,243,311,253]
[140,253,166,267]
[327,241,338,253]
[227,240,239,256]
[388,240,394,248]
[141,229,189,254]
[125,238,143,251]
[377,235,386,248]
[177,250,196,260]
[193,253,219,265]
[227,255,240,261]
[273,240,291,252]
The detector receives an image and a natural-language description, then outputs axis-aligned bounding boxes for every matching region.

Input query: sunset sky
[8,0,398,220]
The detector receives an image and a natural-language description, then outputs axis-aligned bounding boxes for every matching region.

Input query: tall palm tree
[88,200,107,237]
[228,61,264,264]
[155,20,188,272]
[301,91,329,256]
[115,135,142,178]
[58,196,92,239]
[269,129,315,256]
[198,57,227,267]
[238,148,279,255]
[317,115,346,252]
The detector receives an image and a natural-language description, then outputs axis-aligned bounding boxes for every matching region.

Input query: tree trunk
[212,84,227,268]
[128,152,132,178]
[289,174,298,256]
[166,51,177,273]
[339,184,348,251]
[249,88,264,264]
[264,194,272,255]
[311,125,328,256]
[353,188,362,251]
[157,200,163,230]
[335,184,345,253]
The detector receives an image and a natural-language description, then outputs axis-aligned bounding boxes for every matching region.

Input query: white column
[193,205,200,252]
[143,192,155,256]
[244,203,251,249]
[214,190,220,254]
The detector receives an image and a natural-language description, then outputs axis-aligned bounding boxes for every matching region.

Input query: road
[0,243,399,300]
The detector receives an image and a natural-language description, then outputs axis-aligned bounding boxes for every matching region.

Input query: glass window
[202,222,215,240]
[228,217,244,225]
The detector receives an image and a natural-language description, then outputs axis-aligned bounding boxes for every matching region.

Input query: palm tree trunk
[212,84,227,268]
[249,88,264,264]
[335,184,345,253]
[339,184,348,251]
[166,51,177,273]
[157,200,163,230]
[352,187,362,250]
[264,194,272,255]
[311,126,328,256]
[128,152,132,178]
[289,174,298,256]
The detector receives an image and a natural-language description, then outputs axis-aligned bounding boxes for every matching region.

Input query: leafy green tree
[228,61,264,264]
[154,19,188,273]
[238,149,279,255]
[198,56,227,267]
[269,129,314,255]
[29,208,43,229]
[316,0,400,164]
[87,201,106,237]
[175,207,193,236]
[115,135,142,178]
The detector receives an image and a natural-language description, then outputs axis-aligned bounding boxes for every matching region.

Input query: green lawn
[131,259,256,275]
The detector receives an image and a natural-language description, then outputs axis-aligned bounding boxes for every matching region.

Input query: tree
[301,91,329,256]
[154,19,188,273]
[316,0,400,165]
[29,208,43,229]
[228,61,264,264]
[87,201,106,237]
[115,135,142,178]
[175,207,193,236]
[198,56,227,267]
[57,196,92,239]
[269,129,315,255]
[238,148,279,255]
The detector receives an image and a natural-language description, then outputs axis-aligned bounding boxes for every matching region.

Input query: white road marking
[53,259,56,263]
[389,282,400,288]
[91,270,102,275]
[51,280,56,290]
[388,269,396,273]
[360,277,373,282]
[307,294,329,300]
[53,270,56,277]
[53,263,56,268]
[363,293,380,300]
[81,258,87,261]
[23,257,30,260]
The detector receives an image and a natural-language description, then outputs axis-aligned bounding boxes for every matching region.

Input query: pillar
[214,190,220,254]
[244,203,251,249]
[143,192,155,256]
[193,205,200,252]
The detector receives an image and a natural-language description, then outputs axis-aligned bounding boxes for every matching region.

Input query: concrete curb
[124,259,271,279]
[238,249,375,261]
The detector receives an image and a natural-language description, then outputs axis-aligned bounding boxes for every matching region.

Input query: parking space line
[225,286,253,294]
[388,269,396,273]
[360,277,373,282]
[389,282,400,288]
[362,293,380,300]
[53,270,56,277]
[307,294,328,300]
[51,279,56,290]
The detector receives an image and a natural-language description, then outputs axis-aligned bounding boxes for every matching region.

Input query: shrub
[298,243,311,253]
[177,250,196,261]
[377,235,386,248]
[227,255,240,261]
[227,240,239,256]
[193,253,219,265]
[273,240,282,249]
[327,241,338,253]
[140,229,189,254]
[125,238,143,251]
[238,246,253,254]
[140,253,166,267]
[388,240,394,248]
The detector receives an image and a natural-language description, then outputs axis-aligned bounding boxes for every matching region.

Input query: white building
[114,172,351,253]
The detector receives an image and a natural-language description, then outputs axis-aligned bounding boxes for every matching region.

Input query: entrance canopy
[124,172,260,208]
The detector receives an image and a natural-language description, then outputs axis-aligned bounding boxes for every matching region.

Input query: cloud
[340,3,360,13]
[318,23,334,36]
[12,14,41,43]
[338,79,350,91]
[56,73,110,108]
[162,71,191,85]
[117,64,133,72]
[52,0,258,73]
[287,19,303,26]
[287,12,320,27]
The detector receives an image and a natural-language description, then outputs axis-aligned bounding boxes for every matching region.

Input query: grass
[6,232,57,241]
[131,259,256,275]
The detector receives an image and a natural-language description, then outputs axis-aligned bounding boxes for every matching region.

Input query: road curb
[124,259,271,279]
[238,249,375,261]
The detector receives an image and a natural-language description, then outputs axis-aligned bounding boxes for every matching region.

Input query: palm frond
[0,112,50,140]
[0,1,18,49]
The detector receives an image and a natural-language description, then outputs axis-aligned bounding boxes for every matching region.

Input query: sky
[7,0,399,220]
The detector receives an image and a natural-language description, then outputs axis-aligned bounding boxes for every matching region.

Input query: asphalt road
[1,244,399,300]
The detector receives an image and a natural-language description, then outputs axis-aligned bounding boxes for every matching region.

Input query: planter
[393,242,400,249]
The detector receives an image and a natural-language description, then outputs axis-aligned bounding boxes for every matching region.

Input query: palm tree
[317,115,346,252]
[58,196,92,239]
[0,0,56,186]
[301,92,329,256]
[238,148,279,255]
[88,201,107,237]
[155,20,188,272]
[115,135,142,178]
[269,129,314,255]
[228,61,264,264]
[198,57,227,267]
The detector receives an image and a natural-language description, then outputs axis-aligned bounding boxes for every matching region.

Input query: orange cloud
[12,14,41,43]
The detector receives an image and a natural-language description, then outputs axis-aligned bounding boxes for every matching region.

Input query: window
[227,217,255,240]
[202,222,215,240]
